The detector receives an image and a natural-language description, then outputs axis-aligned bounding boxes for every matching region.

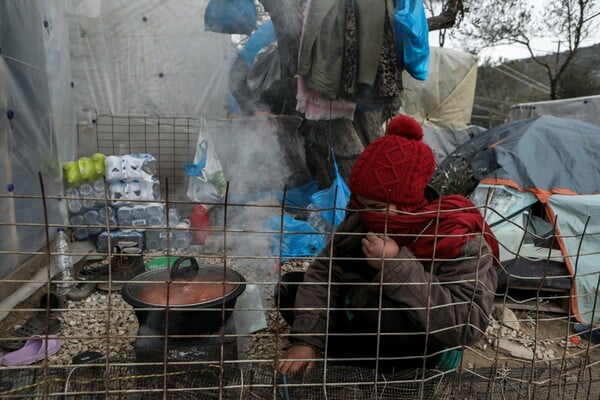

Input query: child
[277,114,499,374]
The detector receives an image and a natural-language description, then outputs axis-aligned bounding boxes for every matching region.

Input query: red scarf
[353,195,500,265]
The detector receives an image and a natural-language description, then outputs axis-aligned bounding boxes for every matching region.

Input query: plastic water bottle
[70,214,89,241]
[173,219,192,250]
[79,183,96,210]
[54,228,74,295]
[65,187,83,214]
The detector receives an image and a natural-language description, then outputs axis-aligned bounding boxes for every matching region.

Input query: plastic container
[145,256,180,271]
[70,214,89,241]
[54,228,74,295]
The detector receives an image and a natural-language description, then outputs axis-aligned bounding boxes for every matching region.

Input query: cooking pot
[121,257,245,337]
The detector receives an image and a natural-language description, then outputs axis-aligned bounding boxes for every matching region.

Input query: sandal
[0,292,63,351]
[0,335,62,366]
[1,315,61,351]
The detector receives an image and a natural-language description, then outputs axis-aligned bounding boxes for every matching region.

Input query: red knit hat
[349,115,436,211]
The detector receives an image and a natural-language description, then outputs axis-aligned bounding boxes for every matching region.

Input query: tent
[443,115,600,324]
[508,95,600,126]
[399,46,478,130]
[397,47,482,163]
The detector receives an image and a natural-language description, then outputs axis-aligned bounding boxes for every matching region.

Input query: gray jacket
[290,211,498,351]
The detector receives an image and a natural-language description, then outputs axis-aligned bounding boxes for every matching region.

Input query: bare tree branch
[427,0,465,31]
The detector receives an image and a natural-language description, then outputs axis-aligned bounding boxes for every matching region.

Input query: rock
[494,338,534,360]
[498,307,521,331]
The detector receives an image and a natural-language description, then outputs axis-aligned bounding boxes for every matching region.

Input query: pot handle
[170,257,199,280]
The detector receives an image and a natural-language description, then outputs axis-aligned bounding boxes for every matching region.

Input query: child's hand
[277,344,317,374]
[361,232,400,270]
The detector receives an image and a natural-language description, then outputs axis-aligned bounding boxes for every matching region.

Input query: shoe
[76,259,109,281]
[37,291,65,318]
[0,335,62,366]
[97,247,145,291]
[66,281,97,301]
[0,292,63,351]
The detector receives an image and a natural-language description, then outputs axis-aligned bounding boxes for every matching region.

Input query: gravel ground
[0,252,305,366]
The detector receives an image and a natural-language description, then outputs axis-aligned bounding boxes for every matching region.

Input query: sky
[429,0,600,62]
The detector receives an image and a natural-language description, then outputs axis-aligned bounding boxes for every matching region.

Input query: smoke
[200,116,312,281]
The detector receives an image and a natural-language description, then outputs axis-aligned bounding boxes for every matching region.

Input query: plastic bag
[309,152,350,229]
[393,0,430,81]
[276,181,319,211]
[185,119,227,205]
[247,43,281,97]
[204,0,257,35]
[268,215,325,261]
[267,154,348,260]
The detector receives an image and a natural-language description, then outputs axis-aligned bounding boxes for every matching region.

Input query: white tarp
[399,46,478,130]
[0,0,71,281]
[399,47,481,162]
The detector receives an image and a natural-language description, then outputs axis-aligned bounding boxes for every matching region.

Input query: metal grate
[91,115,200,202]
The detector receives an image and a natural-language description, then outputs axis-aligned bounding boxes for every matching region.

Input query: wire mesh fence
[0,114,599,399]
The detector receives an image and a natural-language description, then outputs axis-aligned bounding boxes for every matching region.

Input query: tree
[253,0,467,187]
[557,62,600,98]
[454,0,600,100]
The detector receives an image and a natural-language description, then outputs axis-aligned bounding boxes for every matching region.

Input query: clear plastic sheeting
[67,0,233,121]
[549,194,600,324]
[470,184,538,227]
[0,0,234,282]
[0,1,72,280]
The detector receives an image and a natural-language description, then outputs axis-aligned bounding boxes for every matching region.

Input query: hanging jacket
[298,0,397,101]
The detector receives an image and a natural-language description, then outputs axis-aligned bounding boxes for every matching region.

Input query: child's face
[355,195,398,212]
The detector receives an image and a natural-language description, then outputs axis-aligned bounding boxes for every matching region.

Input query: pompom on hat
[349,114,436,211]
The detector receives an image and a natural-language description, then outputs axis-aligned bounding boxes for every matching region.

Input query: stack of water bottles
[144,207,193,251]
[105,154,160,205]
[63,153,116,241]
[105,153,191,251]
[103,153,160,246]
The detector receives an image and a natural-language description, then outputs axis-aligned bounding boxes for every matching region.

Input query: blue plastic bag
[393,0,430,81]
[267,153,348,260]
[310,152,350,229]
[268,215,325,261]
[238,20,277,67]
[204,0,257,35]
[276,181,319,211]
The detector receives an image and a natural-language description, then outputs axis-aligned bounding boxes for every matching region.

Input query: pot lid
[122,257,245,307]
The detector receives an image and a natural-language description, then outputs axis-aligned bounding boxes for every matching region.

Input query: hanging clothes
[297,0,357,120]
[297,0,403,119]
[297,0,346,100]
[342,0,403,106]
[296,75,356,120]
